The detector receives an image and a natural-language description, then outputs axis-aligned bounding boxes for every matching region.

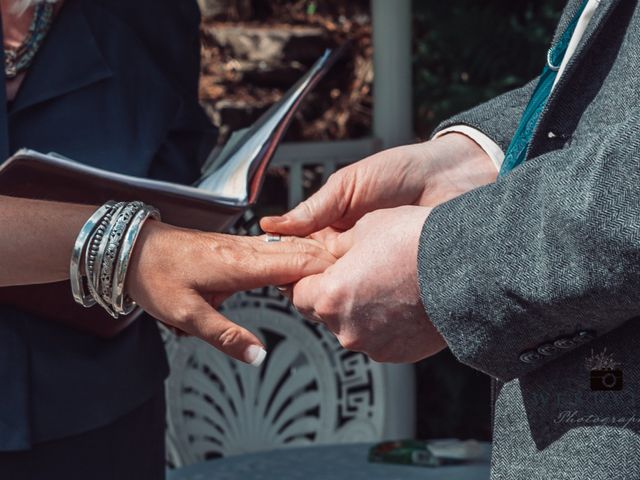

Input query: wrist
[421,132,498,205]
[126,219,171,303]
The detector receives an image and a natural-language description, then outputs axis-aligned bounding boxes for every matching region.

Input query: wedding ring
[265,233,282,243]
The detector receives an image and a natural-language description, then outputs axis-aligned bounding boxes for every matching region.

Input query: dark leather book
[0,49,343,231]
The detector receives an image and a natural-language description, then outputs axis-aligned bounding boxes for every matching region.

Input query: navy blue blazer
[0,0,216,450]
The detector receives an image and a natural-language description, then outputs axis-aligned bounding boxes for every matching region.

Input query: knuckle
[173,305,197,327]
[292,250,320,273]
[338,333,365,352]
[326,170,344,188]
[290,238,315,255]
[217,326,244,349]
[285,252,304,272]
[313,280,351,319]
[314,293,340,319]
[293,303,314,319]
[298,200,315,218]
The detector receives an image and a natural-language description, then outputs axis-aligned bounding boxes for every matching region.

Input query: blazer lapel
[527,0,622,159]
[553,0,621,86]
[10,0,113,116]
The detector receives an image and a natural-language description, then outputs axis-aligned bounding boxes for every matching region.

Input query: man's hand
[291,206,447,363]
[260,133,496,237]
[127,222,336,366]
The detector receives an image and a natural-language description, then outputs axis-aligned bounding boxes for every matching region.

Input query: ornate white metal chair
[165,92,413,465]
[164,285,415,467]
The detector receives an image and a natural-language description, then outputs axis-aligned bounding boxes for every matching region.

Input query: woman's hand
[127,221,336,365]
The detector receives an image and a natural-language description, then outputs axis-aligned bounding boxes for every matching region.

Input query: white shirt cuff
[434,125,504,171]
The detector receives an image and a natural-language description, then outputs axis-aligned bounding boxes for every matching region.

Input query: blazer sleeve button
[537,343,558,356]
[553,337,576,349]
[519,350,542,364]
[573,330,596,344]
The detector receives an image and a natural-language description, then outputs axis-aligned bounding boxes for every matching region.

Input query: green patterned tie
[500,0,589,176]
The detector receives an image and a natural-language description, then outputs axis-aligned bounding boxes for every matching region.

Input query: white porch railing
[270,138,380,209]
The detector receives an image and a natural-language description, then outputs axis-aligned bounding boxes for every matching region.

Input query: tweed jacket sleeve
[418,108,640,382]
[431,78,538,153]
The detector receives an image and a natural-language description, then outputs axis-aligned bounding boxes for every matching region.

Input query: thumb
[260,174,349,236]
[178,292,267,367]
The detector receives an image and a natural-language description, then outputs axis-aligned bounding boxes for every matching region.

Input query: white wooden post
[371,2,416,435]
[371,0,413,149]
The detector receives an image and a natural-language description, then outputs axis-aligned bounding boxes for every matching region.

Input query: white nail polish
[244,345,267,367]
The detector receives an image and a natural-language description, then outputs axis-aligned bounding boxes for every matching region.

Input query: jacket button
[519,350,542,364]
[537,343,558,356]
[554,337,575,349]
[573,330,596,343]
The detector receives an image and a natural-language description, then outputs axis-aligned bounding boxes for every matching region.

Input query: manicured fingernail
[267,216,287,224]
[244,345,267,367]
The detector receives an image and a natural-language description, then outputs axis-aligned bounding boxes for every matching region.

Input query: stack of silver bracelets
[70,201,160,319]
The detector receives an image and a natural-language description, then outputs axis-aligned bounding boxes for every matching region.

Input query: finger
[233,250,334,292]
[251,236,336,274]
[309,227,342,245]
[209,235,335,293]
[178,293,267,367]
[323,228,356,258]
[240,235,337,270]
[260,174,350,237]
[290,272,332,326]
[254,234,333,258]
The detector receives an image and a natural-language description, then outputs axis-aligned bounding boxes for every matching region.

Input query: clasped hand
[126,134,495,366]
[289,206,444,363]
[261,133,498,363]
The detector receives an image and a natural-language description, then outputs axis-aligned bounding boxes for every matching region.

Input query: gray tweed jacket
[418,1,640,478]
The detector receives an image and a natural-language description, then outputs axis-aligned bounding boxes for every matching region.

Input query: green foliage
[413,0,565,138]
[306,1,317,15]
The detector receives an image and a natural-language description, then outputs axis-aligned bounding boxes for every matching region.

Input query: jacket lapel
[527,0,622,159]
[553,0,621,87]
[10,0,113,116]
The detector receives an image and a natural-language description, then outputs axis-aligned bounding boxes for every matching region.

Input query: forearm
[0,195,95,286]
[417,132,498,207]
[419,109,640,381]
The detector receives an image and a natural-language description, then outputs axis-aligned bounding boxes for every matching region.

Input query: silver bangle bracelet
[111,205,161,315]
[71,200,160,319]
[86,202,127,318]
[70,201,116,307]
[99,202,143,305]
[86,202,123,277]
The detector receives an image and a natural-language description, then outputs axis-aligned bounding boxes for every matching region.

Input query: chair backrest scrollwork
[166,145,412,467]
[165,287,415,467]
